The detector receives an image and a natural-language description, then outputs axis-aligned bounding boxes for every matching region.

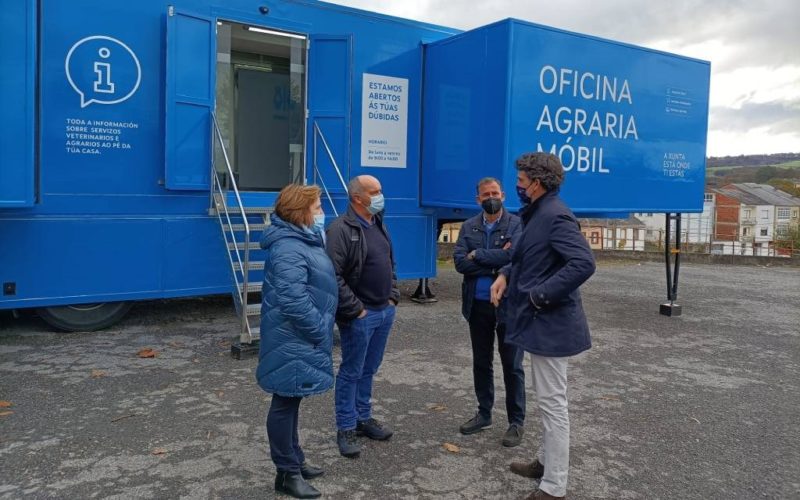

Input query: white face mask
[366,194,385,215]
[313,213,325,231]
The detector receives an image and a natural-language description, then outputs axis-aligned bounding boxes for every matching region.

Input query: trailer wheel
[37,302,133,332]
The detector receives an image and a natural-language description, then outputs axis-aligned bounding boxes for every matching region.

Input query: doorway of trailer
[213,21,307,193]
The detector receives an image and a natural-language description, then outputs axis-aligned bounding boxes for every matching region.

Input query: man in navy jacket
[491,152,595,500]
[453,177,525,447]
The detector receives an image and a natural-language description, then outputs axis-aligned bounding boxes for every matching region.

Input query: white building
[634,192,715,244]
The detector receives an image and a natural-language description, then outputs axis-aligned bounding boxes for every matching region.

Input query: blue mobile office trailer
[0,2,710,332]
[423,19,710,217]
[0,0,458,331]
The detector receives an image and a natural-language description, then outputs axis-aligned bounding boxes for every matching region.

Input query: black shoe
[274,471,321,499]
[459,413,492,435]
[356,418,394,440]
[337,429,361,458]
[502,423,525,447]
[300,462,324,480]
[510,459,544,479]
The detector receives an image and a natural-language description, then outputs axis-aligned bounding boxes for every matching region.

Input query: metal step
[228,223,267,232]
[245,303,261,316]
[237,282,262,294]
[243,206,272,215]
[227,241,261,251]
[232,261,265,272]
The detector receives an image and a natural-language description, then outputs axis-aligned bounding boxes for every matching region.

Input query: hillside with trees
[705,153,800,194]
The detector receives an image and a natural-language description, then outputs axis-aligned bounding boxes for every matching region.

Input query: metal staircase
[210,113,269,359]
[209,114,349,359]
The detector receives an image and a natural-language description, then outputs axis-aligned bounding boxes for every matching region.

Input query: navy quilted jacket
[256,213,337,397]
[503,189,596,357]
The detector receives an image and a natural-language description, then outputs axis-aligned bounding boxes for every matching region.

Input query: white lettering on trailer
[64,118,136,156]
[535,65,642,175]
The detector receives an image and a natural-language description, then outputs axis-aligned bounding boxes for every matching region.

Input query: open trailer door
[307,34,352,196]
[0,0,37,207]
[164,7,216,190]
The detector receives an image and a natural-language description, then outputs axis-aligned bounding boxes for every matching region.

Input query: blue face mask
[516,184,532,205]
[313,213,326,232]
[367,194,385,215]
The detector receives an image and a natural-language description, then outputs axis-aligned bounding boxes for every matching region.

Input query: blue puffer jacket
[256,213,338,397]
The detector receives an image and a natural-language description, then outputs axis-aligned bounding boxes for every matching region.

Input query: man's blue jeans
[335,305,395,431]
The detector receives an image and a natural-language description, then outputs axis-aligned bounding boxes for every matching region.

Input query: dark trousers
[468,300,526,425]
[267,394,305,473]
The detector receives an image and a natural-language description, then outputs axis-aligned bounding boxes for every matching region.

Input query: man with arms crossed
[454,177,525,447]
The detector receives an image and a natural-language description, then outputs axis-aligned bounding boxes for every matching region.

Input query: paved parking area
[1,262,798,499]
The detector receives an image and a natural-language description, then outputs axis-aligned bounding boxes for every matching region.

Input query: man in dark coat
[454,177,526,447]
[326,175,400,459]
[491,152,596,500]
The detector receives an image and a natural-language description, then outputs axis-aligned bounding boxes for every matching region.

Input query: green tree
[768,179,800,197]
[755,165,778,183]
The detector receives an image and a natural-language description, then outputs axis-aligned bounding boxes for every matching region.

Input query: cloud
[331,0,800,155]
[711,99,800,135]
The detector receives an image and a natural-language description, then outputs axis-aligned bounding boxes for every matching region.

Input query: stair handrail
[312,121,349,217]
[210,111,253,342]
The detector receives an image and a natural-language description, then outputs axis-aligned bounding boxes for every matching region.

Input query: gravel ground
[0,261,798,500]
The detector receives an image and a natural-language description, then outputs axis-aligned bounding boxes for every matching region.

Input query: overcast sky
[332,0,800,157]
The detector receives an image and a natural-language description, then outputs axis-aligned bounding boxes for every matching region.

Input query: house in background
[709,183,799,256]
[635,191,715,245]
[579,217,646,251]
[438,222,462,243]
[725,183,800,242]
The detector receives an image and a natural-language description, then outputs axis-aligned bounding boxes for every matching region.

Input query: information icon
[65,35,141,108]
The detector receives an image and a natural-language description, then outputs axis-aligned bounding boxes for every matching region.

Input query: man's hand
[490,274,507,307]
[467,250,476,260]
[502,241,512,250]
[358,309,368,319]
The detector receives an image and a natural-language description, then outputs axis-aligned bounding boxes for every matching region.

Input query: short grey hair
[515,152,564,191]
[347,177,364,199]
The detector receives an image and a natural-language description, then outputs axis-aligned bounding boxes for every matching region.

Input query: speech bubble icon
[65,35,142,108]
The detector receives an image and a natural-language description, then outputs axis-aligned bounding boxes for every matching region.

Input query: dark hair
[475,177,503,193]
[515,152,564,191]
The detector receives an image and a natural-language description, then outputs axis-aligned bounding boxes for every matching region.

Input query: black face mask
[481,197,503,215]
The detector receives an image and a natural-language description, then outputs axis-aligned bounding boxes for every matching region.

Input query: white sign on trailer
[361,73,408,168]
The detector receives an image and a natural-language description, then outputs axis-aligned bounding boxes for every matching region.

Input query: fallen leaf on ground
[0,411,13,417]
[192,358,200,363]
[168,341,184,348]
[217,391,224,398]
[111,414,139,423]
[430,404,447,412]
[91,370,106,378]
[151,447,168,455]
[442,443,460,453]
[137,348,158,358]
[0,401,12,408]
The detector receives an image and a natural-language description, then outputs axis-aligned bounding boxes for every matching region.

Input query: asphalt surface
[0,262,798,500]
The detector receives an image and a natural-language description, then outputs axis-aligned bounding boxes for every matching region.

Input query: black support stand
[660,213,682,316]
[410,278,438,304]
[231,340,260,360]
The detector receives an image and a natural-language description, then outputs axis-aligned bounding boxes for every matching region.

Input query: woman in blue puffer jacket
[257,184,336,499]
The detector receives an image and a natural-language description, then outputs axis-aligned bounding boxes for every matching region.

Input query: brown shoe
[523,489,565,500]
[510,459,544,479]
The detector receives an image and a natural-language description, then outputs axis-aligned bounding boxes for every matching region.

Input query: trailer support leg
[660,213,682,316]
[410,278,438,304]
[231,340,259,360]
